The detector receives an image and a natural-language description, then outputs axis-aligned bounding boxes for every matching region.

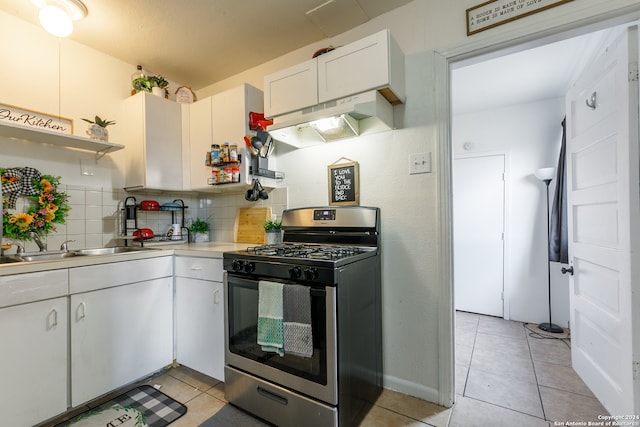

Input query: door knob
[561,266,574,275]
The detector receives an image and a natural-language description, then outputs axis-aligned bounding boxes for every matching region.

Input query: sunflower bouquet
[1,168,70,241]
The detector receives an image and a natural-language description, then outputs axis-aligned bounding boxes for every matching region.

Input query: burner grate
[246,243,368,260]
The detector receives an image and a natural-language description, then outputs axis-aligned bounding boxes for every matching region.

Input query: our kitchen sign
[466,0,573,35]
[328,159,359,206]
[0,103,73,135]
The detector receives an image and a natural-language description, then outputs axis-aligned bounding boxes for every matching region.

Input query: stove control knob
[232,260,244,272]
[289,266,302,279]
[304,267,318,281]
[244,262,256,273]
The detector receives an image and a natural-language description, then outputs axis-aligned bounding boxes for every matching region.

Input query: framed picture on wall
[328,159,359,206]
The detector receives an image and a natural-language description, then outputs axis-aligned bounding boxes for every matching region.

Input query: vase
[194,232,209,243]
[152,87,164,97]
[265,230,282,245]
[86,124,108,141]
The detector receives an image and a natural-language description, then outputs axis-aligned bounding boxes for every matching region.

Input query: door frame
[453,151,509,319]
[434,6,640,407]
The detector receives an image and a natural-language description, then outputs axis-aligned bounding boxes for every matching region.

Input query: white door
[453,154,505,317]
[565,26,640,415]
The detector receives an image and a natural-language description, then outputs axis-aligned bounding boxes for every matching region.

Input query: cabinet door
[318,29,404,104]
[124,92,183,190]
[176,277,224,380]
[212,84,264,186]
[70,278,173,406]
[264,59,318,118]
[143,94,183,190]
[1,298,68,426]
[188,97,213,190]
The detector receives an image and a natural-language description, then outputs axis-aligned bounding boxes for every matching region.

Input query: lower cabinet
[70,277,173,406]
[175,256,225,380]
[0,297,68,427]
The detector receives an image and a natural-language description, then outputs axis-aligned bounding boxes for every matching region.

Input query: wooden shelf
[0,121,124,159]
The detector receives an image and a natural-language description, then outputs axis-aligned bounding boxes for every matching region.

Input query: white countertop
[0,241,248,276]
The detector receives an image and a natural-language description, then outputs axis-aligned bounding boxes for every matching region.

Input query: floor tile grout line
[524,322,550,423]
[460,395,550,423]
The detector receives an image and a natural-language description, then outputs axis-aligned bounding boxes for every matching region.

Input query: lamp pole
[538,178,563,333]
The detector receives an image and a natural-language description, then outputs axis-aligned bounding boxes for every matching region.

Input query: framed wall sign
[466,0,573,36]
[0,103,73,135]
[328,158,359,206]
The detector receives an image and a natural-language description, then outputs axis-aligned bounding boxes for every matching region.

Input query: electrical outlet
[80,159,94,176]
[409,152,431,174]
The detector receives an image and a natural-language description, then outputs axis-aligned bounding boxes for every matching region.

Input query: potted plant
[82,115,116,141]
[263,219,282,245]
[149,75,169,97]
[189,218,209,243]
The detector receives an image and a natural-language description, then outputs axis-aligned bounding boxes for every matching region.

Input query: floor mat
[198,404,271,427]
[56,385,187,427]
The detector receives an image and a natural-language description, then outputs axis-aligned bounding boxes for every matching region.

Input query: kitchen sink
[74,246,155,256]
[17,251,79,262]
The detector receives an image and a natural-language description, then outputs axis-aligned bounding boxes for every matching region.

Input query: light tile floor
[41,311,608,427]
[452,310,609,427]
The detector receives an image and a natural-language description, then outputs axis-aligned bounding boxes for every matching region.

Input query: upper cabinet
[187,84,266,191]
[317,29,405,105]
[263,29,405,120]
[122,92,183,191]
[264,59,318,118]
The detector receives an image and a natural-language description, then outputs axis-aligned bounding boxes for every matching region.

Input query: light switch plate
[409,152,431,174]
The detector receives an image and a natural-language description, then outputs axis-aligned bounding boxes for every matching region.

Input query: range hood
[267,90,394,148]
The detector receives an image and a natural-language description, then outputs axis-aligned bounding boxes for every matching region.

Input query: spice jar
[211,144,220,165]
[230,144,238,162]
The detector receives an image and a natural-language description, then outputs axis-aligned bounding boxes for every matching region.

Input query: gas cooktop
[244,243,374,261]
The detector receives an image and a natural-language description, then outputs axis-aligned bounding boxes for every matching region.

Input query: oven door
[224,273,337,405]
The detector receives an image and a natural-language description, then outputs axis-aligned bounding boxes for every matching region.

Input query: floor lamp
[535,167,564,334]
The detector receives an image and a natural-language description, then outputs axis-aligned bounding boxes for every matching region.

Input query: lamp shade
[535,167,555,181]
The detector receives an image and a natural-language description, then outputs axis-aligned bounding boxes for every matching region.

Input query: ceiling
[0,0,412,90]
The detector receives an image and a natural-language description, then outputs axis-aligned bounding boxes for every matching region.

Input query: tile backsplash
[3,185,288,253]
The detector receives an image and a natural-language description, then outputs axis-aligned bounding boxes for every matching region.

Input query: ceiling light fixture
[32,0,87,37]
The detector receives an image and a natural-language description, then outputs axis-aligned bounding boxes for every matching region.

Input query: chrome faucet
[28,232,47,252]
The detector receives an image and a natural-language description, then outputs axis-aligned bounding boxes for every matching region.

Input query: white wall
[453,97,569,327]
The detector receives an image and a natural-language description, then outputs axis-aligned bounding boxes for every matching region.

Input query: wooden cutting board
[234,207,272,244]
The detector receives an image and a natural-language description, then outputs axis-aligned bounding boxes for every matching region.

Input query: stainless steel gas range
[223,206,382,427]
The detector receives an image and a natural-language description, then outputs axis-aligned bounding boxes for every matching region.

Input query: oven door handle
[256,386,288,406]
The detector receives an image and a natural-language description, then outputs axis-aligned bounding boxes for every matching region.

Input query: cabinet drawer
[0,269,68,308]
[175,256,223,282]
[69,256,173,293]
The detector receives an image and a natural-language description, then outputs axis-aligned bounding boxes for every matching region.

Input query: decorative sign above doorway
[466,0,573,36]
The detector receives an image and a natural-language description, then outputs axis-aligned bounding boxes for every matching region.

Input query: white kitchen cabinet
[264,59,318,118]
[69,258,174,406]
[188,84,267,191]
[188,96,214,190]
[123,92,183,190]
[317,29,405,105]
[175,256,224,380]
[1,297,68,427]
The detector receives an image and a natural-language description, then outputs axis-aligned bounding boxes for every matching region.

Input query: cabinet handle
[191,265,202,270]
[214,289,220,304]
[47,308,58,330]
[76,301,87,321]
